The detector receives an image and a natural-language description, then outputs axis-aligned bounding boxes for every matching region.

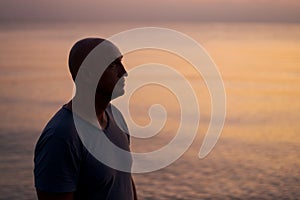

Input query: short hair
[68,38,105,81]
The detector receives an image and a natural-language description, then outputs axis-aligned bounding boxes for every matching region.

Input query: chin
[111,89,125,99]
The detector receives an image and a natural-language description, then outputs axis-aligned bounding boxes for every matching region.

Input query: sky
[0,0,299,23]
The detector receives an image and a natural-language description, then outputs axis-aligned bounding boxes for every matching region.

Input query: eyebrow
[110,56,123,65]
[118,56,123,61]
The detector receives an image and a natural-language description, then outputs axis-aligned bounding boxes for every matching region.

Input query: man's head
[68,38,127,98]
[69,38,104,81]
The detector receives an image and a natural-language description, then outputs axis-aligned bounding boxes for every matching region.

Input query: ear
[77,66,94,84]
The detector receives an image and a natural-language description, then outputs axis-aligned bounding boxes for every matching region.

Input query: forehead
[116,55,123,61]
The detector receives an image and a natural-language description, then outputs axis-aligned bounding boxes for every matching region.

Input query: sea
[0,21,299,199]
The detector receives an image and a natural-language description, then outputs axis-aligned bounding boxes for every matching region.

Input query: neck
[95,92,111,117]
[66,91,111,129]
[94,92,111,129]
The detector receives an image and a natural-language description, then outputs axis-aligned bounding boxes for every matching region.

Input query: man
[34,38,137,200]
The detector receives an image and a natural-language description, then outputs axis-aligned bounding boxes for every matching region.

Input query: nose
[123,70,128,77]
[119,63,127,78]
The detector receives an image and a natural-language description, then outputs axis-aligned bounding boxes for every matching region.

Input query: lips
[118,78,125,86]
[115,78,125,89]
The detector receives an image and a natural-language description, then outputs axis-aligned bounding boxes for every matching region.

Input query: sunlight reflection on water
[0,22,299,199]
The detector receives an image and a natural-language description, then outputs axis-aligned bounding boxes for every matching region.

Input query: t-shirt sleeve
[34,129,82,193]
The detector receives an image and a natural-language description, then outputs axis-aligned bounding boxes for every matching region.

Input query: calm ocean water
[0,22,300,199]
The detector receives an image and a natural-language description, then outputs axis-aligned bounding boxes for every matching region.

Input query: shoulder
[35,107,82,155]
[43,107,77,138]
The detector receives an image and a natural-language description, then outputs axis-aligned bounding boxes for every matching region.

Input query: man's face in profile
[96,56,127,99]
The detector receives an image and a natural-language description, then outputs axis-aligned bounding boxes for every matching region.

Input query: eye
[110,60,122,68]
[109,62,117,68]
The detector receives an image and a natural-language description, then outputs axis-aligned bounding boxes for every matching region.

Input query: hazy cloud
[0,0,299,22]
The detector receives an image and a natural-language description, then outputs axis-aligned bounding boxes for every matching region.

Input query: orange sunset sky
[0,0,299,23]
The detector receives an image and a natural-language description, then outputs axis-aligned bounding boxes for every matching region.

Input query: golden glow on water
[0,22,299,199]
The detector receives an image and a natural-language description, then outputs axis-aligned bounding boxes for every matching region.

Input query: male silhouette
[34,38,137,200]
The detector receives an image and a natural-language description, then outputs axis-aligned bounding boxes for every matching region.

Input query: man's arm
[37,190,74,200]
[34,119,82,200]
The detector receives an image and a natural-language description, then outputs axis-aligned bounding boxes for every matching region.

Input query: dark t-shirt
[34,104,135,200]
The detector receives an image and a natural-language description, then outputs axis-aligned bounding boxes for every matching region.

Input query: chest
[77,125,131,189]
